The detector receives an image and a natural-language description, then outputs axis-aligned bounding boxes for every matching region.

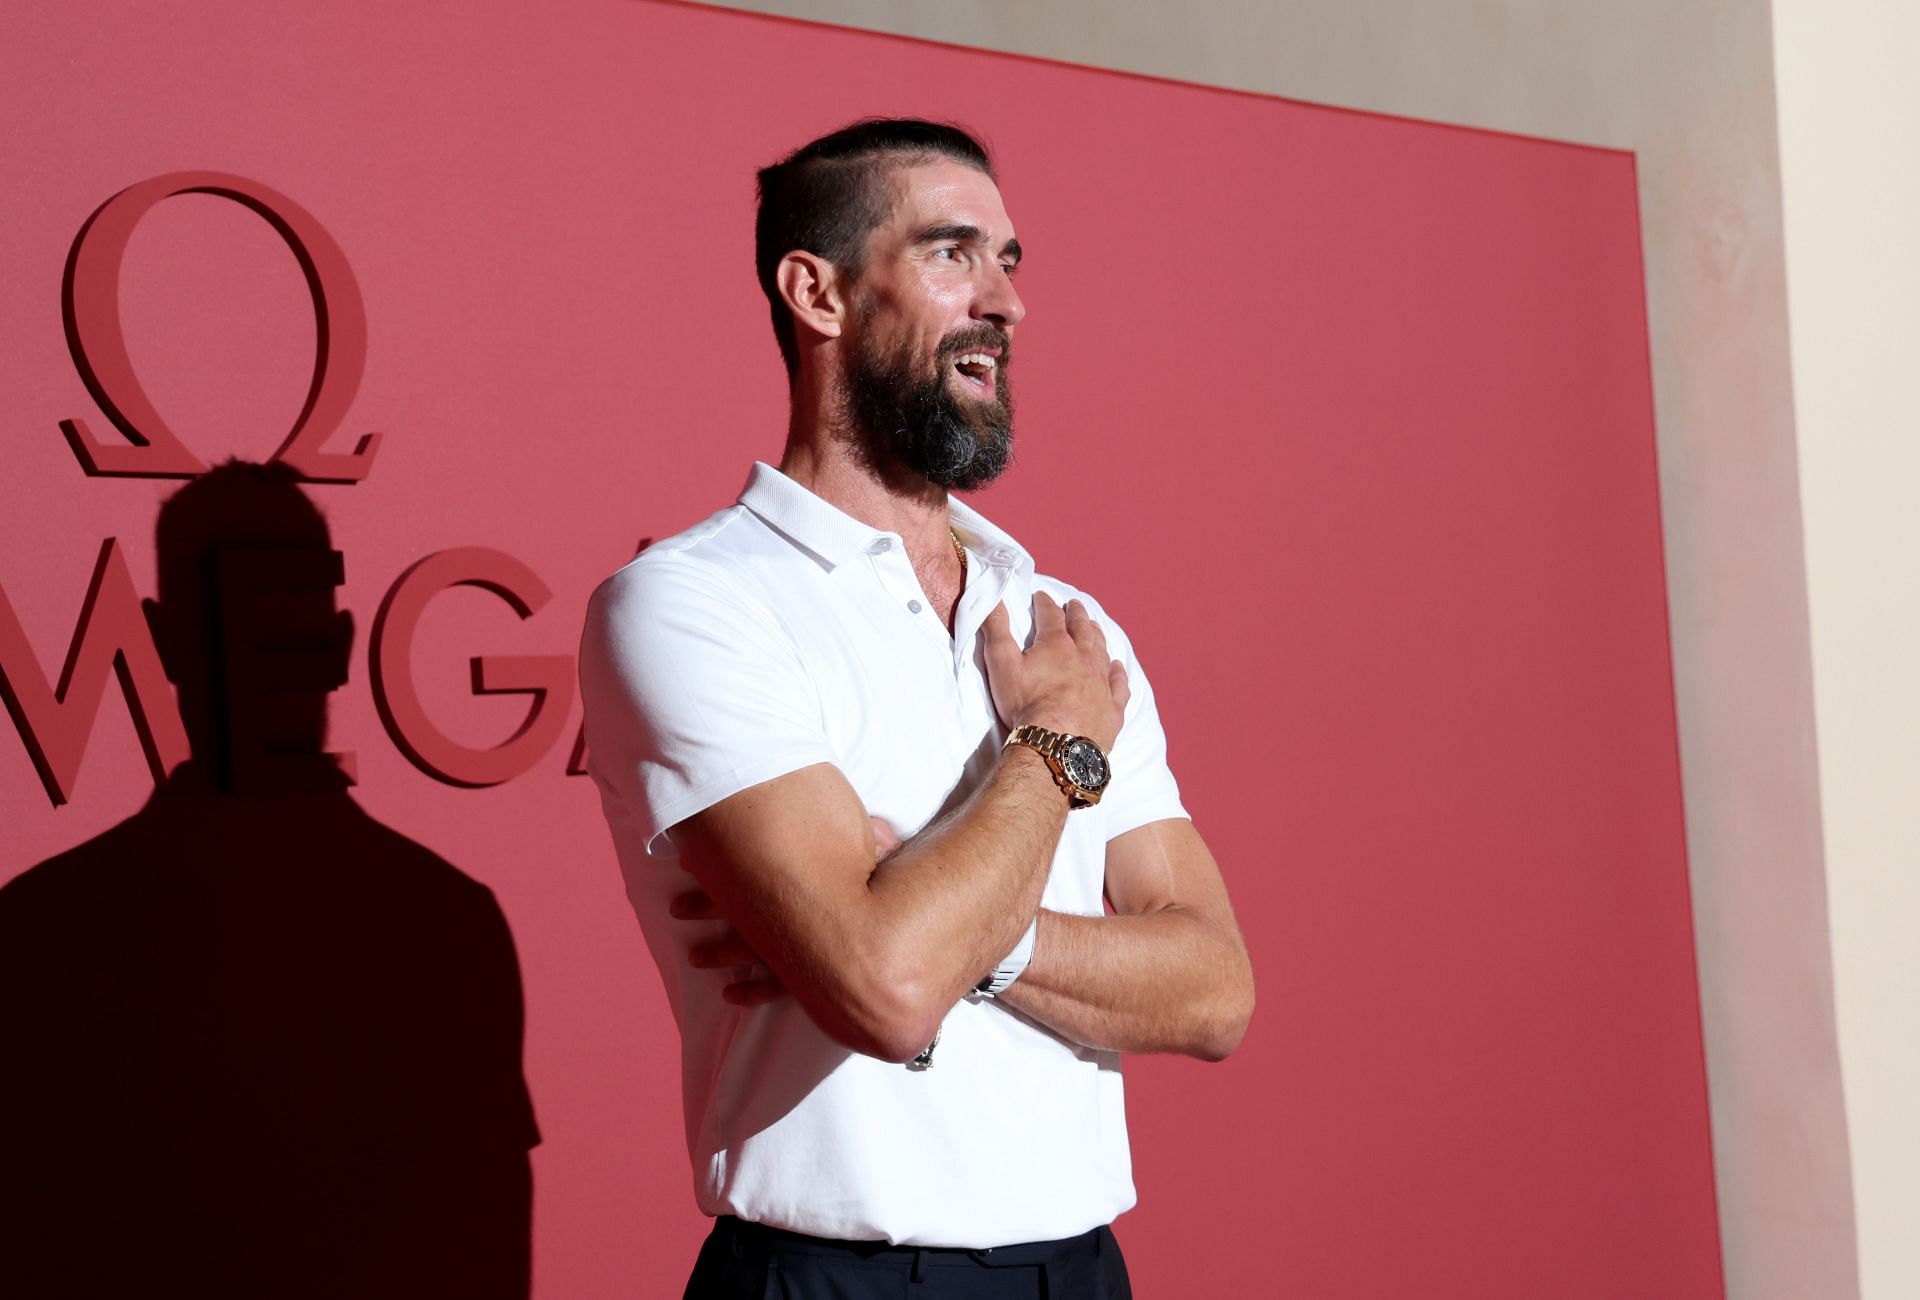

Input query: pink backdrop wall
[0,0,1722,1294]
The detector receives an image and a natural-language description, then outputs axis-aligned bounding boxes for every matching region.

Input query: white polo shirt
[578,461,1188,1248]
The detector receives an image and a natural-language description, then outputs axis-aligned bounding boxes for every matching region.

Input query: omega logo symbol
[2,172,594,808]
[61,171,381,482]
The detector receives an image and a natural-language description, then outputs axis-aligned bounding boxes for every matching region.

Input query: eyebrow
[910,222,1023,265]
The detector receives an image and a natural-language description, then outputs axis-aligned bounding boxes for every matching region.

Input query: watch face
[1061,738,1110,792]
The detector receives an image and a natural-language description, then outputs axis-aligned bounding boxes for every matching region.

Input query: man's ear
[775,251,847,345]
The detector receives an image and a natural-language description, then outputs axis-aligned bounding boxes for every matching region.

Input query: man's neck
[780,384,971,632]
[778,382,955,564]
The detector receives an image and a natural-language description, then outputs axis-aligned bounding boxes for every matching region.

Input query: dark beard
[846,324,1014,493]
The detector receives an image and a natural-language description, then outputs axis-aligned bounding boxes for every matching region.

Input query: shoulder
[951,500,1132,635]
[1028,571,1140,655]
[584,505,771,636]
[579,506,810,694]
[1030,571,1105,614]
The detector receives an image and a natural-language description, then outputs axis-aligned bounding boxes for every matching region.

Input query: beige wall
[705,1,1861,1295]
[1774,2,1920,1297]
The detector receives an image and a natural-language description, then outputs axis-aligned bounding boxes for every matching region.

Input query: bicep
[1103,817,1239,932]
[668,762,878,982]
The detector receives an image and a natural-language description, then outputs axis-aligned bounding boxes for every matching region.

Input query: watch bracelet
[1004,724,1101,807]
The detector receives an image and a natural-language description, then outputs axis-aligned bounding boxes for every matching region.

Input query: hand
[982,592,1129,751]
[671,887,783,1006]
[671,816,903,1005]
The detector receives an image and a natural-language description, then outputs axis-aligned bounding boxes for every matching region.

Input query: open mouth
[951,351,999,399]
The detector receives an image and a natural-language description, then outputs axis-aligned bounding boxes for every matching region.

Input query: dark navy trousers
[683,1215,1134,1299]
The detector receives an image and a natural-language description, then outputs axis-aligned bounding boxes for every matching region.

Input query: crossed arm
[669,589,1253,1064]
[674,791,1252,1062]
[997,816,1252,1061]
[669,748,1070,1064]
[668,622,1251,1059]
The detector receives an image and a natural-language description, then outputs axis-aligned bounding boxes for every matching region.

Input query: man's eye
[935,246,963,262]
[1000,262,1018,277]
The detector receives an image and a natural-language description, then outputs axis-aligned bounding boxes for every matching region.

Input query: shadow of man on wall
[0,461,540,1299]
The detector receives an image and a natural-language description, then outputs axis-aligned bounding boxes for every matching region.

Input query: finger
[1066,601,1108,656]
[869,815,902,860]
[1108,658,1132,714]
[722,977,788,1006]
[689,933,763,968]
[1031,590,1065,640]
[669,888,720,920]
[982,603,1019,678]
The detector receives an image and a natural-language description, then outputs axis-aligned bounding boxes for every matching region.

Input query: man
[579,119,1253,1298]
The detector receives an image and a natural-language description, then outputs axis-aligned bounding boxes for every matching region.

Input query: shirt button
[908,599,923,614]
[869,538,893,554]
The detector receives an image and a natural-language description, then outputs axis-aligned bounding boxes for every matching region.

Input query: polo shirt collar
[737,461,877,570]
[737,460,1034,575]
[948,496,1034,575]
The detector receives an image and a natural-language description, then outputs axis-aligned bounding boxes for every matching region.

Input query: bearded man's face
[845,296,1014,492]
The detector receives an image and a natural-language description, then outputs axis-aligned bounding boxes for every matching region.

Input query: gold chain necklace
[949,528,967,575]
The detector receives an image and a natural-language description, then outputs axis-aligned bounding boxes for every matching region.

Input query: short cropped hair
[755,118,995,377]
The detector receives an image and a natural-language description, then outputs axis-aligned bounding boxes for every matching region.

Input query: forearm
[996,906,1254,1060]
[668,589,1128,1064]
[862,746,1067,1017]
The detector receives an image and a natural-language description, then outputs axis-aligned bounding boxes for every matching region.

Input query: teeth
[955,353,997,370]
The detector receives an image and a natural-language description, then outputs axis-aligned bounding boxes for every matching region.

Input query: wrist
[974,914,1040,998]
[998,740,1057,784]
[1015,710,1112,748]
[1003,724,1111,809]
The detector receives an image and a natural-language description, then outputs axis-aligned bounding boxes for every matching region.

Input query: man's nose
[974,264,1026,330]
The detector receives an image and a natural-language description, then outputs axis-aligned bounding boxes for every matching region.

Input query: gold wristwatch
[1003,724,1110,808]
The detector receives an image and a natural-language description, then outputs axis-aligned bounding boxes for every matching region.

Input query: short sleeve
[1063,591,1189,842]
[578,556,838,856]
